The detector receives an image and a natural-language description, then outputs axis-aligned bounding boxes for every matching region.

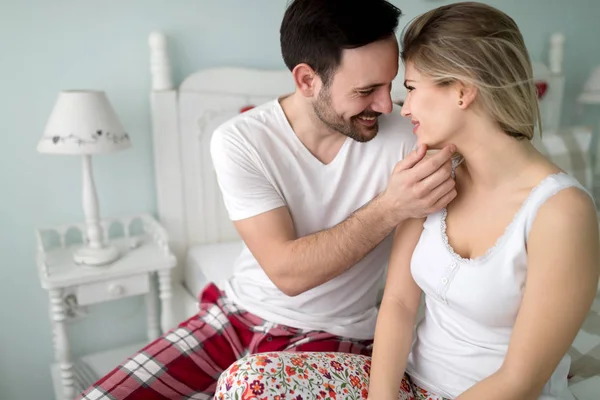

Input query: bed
[146,30,599,394]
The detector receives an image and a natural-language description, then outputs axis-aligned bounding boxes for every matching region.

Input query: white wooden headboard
[147,31,566,278]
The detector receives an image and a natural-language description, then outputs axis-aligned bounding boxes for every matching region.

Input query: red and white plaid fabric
[77,283,373,400]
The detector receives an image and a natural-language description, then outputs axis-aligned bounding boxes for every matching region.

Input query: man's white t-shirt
[210,97,416,339]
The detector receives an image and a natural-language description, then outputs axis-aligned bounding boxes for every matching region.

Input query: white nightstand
[35,214,177,400]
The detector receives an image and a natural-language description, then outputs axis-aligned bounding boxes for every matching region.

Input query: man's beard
[312,88,381,143]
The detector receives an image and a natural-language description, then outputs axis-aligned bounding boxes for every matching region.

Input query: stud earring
[458,100,464,106]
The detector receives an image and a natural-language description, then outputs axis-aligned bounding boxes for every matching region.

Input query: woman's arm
[457,187,600,400]
[368,217,426,400]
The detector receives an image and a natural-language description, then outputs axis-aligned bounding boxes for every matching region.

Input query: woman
[368,2,599,400]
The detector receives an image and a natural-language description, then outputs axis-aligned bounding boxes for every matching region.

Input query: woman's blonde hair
[401,2,541,140]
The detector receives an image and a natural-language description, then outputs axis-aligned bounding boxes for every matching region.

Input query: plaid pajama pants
[77,283,373,400]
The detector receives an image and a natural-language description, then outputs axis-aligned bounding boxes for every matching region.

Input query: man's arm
[234,144,456,296]
[456,187,599,400]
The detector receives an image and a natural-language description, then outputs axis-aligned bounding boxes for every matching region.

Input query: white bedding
[183,240,244,298]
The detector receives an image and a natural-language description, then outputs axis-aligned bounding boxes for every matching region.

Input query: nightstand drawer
[76,274,150,306]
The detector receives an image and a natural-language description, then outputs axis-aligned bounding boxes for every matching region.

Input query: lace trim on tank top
[440,172,568,265]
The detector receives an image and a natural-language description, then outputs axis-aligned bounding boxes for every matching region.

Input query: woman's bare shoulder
[532,178,597,240]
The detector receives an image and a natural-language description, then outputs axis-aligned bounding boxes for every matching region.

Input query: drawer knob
[109,284,125,297]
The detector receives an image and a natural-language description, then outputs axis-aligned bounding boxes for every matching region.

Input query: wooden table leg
[50,289,76,399]
[146,272,161,340]
[157,269,175,333]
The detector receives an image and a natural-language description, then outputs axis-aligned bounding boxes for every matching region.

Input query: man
[78,1,455,399]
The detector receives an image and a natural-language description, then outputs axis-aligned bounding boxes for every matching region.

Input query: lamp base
[73,245,120,266]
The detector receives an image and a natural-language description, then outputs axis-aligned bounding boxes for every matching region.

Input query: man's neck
[279,93,348,165]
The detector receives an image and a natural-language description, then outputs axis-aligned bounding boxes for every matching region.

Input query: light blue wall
[1,1,598,399]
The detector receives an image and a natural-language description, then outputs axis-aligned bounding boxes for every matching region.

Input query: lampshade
[579,65,600,105]
[37,90,131,155]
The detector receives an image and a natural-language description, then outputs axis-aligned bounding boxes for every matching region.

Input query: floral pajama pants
[215,351,451,400]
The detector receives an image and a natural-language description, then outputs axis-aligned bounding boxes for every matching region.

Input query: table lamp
[37,90,131,266]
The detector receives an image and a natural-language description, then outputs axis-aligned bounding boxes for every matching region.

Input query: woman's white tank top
[405,172,590,399]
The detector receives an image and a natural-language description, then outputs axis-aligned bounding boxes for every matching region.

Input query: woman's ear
[457,83,477,109]
[292,63,319,98]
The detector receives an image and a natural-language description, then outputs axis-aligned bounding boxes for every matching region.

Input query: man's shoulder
[213,99,282,144]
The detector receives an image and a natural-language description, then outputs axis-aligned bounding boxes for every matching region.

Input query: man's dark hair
[280,0,402,86]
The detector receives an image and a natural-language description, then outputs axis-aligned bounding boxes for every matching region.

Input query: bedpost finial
[148,31,173,91]
[549,32,565,75]
[149,31,167,49]
[550,32,565,45]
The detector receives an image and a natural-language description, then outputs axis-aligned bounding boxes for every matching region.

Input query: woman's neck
[453,121,541,191]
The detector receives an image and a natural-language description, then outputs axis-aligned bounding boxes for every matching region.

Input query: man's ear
[292,63,320,97]
[456,82,478,109]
